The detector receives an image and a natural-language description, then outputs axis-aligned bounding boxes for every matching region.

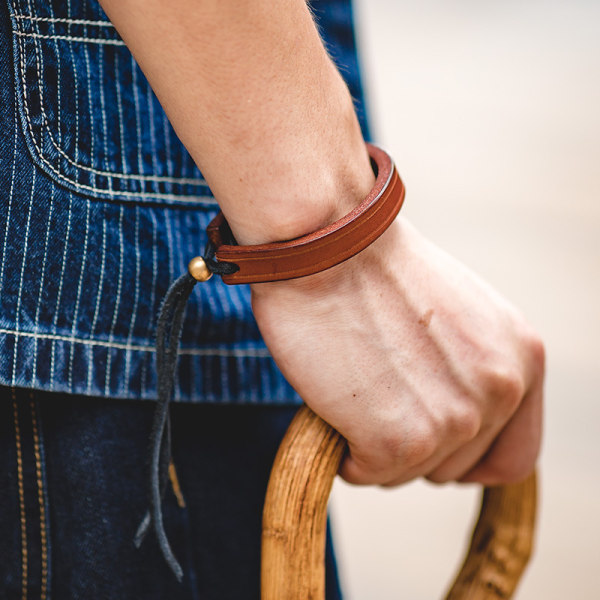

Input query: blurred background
[329,1,600,598]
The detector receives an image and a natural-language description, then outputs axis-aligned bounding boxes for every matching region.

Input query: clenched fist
[251,216,544,486]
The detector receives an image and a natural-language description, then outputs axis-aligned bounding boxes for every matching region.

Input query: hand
[251,216,544,486]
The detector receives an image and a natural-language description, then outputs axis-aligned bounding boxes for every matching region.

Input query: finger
[426,372,543,484]
[339,423,440,486]
[339,403,480,486]
[339,452,389,485]
[425,347,544,484]
[424,423,498,484]
[459,378,543,485]
[376,427,492,488]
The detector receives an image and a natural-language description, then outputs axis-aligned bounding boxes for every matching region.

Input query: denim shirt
[0,0,371,404]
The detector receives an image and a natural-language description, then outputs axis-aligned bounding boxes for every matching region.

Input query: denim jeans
[0,387,342,599]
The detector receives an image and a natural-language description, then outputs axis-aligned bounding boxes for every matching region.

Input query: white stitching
[103,205,125,395]
[0,95,19,303]
[146,79,159,192]
[14,15,116,27]
[123,206,142,393]
[163,207,175,281]
[97,44,114,192]
[68,20,93,385]
[67,201,90,391]
[132,54,144,176]
[11,162,36,387]
[162,104,175,192]
[66,17,80,166]
[140,209,159,397]
[49,192,73,389]
[31,184,54,385]
[86,216,107,394]
[0,328,271,357]
[14,30,126,46]
[98,44,108,169]
[53,22,62,147]
[83,40,95,181]
[13,26,213,198]
[114,52,128,175]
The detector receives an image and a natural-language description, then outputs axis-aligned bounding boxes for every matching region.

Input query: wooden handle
[262,405,537,599]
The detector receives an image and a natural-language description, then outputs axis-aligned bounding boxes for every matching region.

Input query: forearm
[99,0,374,244]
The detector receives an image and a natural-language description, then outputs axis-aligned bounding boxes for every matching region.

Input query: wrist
[215,91,376,246]
[246,143,375,245]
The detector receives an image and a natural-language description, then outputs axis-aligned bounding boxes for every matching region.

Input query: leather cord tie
[137,143,405,580]
[133,245,236,581]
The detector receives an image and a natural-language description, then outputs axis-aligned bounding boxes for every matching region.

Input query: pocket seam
[15,26,207,184]
[10,6,217,205]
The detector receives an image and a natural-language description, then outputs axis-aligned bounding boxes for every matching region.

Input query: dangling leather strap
[206,143,405,285]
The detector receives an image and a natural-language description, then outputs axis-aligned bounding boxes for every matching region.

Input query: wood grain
[262,405,345,599]
[262,404,537,599]
[445,472,537,599]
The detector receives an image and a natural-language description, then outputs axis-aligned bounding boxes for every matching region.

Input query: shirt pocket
[8,0,216,206]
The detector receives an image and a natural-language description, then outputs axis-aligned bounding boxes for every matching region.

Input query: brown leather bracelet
[204,143,405,285]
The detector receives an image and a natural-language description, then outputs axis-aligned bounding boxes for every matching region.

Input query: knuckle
[447,404,481,444]
[482,364,525,416]
[402,422,437,468]
[378,419,436,469]
[378,425,405,463]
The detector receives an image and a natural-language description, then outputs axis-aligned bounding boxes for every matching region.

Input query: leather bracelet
[201,143,405,285]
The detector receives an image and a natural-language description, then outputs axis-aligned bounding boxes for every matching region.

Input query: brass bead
[188,256,213,282]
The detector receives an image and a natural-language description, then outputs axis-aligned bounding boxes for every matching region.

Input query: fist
[252,217,544,486]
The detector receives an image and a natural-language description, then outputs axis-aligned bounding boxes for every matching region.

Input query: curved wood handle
[262,405,537,600]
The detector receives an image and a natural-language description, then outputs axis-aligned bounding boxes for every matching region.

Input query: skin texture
[100,0,544,486]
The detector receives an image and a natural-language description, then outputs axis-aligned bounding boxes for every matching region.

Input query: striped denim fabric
[0,0,371,404]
